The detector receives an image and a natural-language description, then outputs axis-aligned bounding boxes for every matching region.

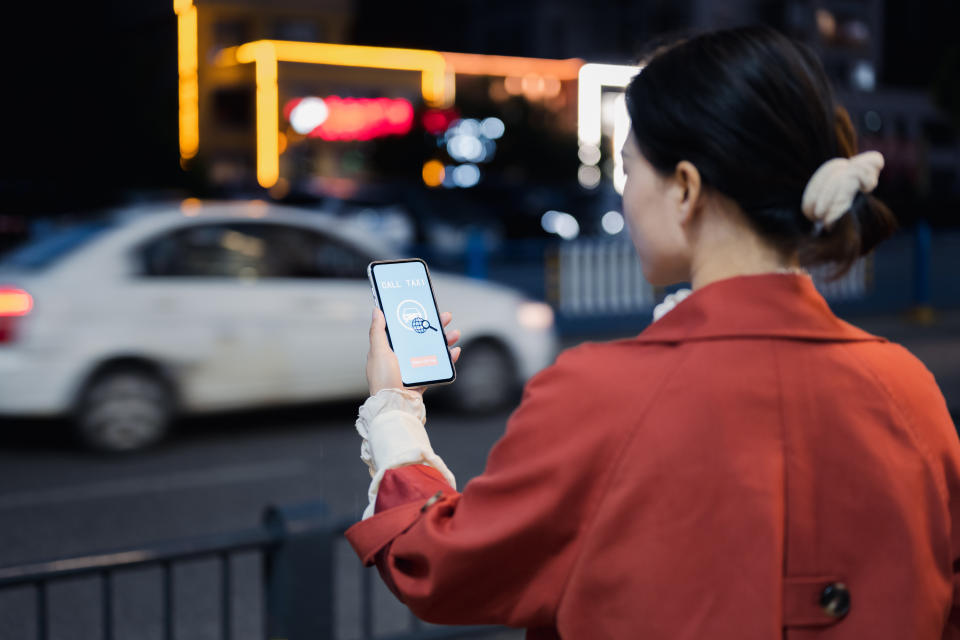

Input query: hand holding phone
[366,259,460,394]
[366,307,461,396]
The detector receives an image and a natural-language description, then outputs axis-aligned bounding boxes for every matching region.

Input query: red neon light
[422,108,460,135]
[284,96,414,141]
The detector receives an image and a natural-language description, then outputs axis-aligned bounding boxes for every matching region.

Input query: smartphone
[367,258,456,388]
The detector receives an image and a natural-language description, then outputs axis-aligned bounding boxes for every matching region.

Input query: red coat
[346,273,960,639]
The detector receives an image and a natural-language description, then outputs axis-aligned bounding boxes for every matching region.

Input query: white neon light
[612,92,630,195]
[577,63,641,150]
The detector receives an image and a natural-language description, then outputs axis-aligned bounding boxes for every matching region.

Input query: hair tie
[801,150,884,234]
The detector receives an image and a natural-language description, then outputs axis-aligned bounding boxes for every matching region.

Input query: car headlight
[516,301,554,331]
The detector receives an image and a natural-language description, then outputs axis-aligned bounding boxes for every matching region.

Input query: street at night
[0,400,524,639]
[3,0,960,637]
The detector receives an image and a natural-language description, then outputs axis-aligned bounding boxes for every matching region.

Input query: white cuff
[355,389,456,520]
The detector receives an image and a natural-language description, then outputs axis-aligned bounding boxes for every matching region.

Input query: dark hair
[625,26,896,277]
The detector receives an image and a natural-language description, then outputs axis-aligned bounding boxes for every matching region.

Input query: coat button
[420,491,444,512]
[820,582,851,619]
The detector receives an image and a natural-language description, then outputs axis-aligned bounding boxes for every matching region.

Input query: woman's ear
[672,160,702,227]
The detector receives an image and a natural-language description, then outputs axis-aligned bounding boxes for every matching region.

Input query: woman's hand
[366,308,462,397]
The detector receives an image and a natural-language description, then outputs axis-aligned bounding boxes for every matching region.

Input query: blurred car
[0,201,557,452]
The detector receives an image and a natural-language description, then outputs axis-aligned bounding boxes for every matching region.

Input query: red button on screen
[410,355,438,368]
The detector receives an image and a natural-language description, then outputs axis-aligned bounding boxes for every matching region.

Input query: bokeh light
[422,159,445,187]
[541,210,580,240]
[602,210,625,235]
[480,117,505,139]
[289,97,329,134]
[577,165,602,189]
[578,144,601,166]
[452,164,481,188]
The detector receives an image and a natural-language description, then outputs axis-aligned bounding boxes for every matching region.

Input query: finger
[440,311,452,328]
[369,307,392,353]
[445,328,460,346]
[450,346,462,364]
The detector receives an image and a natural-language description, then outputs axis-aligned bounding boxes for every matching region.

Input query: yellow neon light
[175,1,198,160]
[232,40,450,107]
[441,52,583,80]
[226,40,454,188]
[244,42,280,188]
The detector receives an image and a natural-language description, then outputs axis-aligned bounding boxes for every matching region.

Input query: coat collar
[635,273,884,344]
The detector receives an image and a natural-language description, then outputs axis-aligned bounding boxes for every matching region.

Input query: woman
[346,26,960,639]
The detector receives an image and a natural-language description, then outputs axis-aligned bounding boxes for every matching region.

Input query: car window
[0,220,114,270]
[263,225,370,279]
[306,229,370,279]
[140,222,370,279]
[141,224,270,278]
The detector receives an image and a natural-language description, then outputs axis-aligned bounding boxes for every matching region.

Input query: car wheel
[443,341,516,413]
[75,368,172,452]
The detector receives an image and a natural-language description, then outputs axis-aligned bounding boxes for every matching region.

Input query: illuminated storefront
[175,0,643,201]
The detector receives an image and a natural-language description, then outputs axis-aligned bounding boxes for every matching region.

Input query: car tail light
[0,287,33,344]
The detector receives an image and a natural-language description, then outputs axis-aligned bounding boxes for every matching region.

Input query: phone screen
[369,259,455,387]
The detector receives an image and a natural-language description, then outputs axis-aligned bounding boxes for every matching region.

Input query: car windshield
[0,220,115,270]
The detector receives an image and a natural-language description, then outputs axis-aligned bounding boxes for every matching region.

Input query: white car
[0,201,557,451]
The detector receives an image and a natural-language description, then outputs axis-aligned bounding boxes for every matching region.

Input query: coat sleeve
[344,344,622,628]
[874,345,960,637]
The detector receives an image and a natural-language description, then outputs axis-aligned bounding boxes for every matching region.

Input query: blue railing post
[262,501,334,640]
[911,219,935,324]
[466,227,487,280]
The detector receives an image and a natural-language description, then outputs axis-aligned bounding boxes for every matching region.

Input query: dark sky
[3,0,955,216]
[882,0,958,88]
[5,0,182,214]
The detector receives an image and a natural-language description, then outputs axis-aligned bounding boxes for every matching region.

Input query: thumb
[369,307,392,353]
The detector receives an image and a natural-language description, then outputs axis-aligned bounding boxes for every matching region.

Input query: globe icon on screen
[412,316,428,333]
[397,299,429,332]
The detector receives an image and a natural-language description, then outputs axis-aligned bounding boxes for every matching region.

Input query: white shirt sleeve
[355,388,457,520]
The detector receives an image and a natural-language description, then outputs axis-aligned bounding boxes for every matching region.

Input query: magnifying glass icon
[412,316,438,333]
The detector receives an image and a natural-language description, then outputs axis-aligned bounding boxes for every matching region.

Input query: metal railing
[411,224,959,326]
[0,502,507,640]
[0,527,274,640]
[550,238,655,315]
[547,237,873,316]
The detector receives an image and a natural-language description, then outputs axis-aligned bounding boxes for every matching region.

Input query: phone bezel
[367,258,457,388]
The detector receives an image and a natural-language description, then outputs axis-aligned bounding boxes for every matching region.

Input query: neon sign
[283,96,414,141]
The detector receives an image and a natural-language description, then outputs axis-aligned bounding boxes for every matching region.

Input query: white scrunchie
[801,150,884,234]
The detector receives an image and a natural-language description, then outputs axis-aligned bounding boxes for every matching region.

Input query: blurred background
[0,0,958,638]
